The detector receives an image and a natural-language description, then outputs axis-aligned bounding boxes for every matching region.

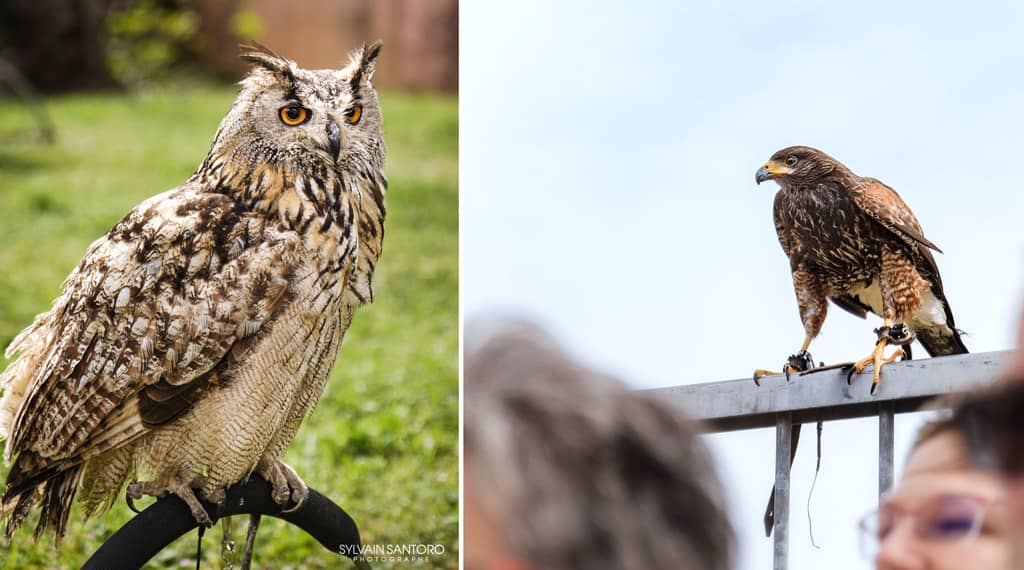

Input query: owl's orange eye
[344,104,362,125]
[279,105,311,126]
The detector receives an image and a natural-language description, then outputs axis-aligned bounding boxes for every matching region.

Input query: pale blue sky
[462,2,1024,569]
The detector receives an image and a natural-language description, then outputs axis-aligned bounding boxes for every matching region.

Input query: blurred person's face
[872,430,1009,570]
[464,457,533,570]
[1007,471,1024,570]
[1003,309,1024,568]
[986,379,1024,569]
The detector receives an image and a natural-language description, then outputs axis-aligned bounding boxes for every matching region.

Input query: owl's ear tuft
[239,42,296,82]
[347,40,383,91]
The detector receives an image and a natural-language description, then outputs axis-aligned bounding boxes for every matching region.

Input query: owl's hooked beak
[326,121,342,161]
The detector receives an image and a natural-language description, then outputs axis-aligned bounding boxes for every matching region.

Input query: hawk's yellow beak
[755,160,794,185]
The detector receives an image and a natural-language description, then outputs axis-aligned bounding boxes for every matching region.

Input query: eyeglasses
[856,494,994,560]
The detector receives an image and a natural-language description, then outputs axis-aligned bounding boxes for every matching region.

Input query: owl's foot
[844,328,907,395]
[126,476,214,527]
[257,459,308,513]
[242,513,262,570]
[753,350,816,385]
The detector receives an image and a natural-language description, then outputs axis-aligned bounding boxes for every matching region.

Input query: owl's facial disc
[247,81,356,167]
[227,56,382,176]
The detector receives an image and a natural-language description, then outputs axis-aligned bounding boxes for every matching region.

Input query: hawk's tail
[916,326,968,357]
[1,452,82,542]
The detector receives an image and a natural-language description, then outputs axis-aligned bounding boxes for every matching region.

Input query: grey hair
[465,324,734,570]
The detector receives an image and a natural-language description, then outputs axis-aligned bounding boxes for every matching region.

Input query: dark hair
[912,394,997,470]
[465,324,734,570]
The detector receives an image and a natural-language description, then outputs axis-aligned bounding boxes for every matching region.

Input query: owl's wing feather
[3,186,302,473]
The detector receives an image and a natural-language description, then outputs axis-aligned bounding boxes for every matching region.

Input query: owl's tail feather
[1,452,82,543]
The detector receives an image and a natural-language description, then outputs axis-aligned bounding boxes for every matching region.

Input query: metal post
[878,401,895,500]
[774,412,792,570]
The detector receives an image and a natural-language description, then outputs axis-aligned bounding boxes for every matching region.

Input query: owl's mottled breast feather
[0,184,331,470]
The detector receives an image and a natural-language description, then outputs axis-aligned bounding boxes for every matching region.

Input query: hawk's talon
[847,335,905,393]
[844,363,857,386]
[753,369,778,386]
[901,343,913,361]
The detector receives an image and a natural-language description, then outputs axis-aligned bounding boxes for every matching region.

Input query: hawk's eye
[279,105,311,126]
[344,104,362,125]
[786,156,798,166]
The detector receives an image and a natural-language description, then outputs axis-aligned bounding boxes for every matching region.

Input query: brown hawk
[753,146,967,393]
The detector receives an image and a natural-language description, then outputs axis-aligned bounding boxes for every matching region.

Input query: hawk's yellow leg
[848,319,905,392]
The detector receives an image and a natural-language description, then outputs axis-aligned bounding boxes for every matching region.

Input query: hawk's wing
[851,178,942,265]
[1,186,304,484]
[850,177,966,355]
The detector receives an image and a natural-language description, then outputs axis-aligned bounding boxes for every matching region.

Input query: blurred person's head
[863,412,1010,570]
[463,324,734,570]
[949,302,1024,568]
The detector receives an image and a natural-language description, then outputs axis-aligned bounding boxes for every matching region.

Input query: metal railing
[651,350,1010,570]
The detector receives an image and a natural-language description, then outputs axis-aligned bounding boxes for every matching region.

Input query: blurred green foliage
[105,0,265,86]
[106,0,202,85]
[230,7,264,40]
[0,85,458,568]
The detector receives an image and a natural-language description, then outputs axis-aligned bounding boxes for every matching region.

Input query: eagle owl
[0,41,386,539]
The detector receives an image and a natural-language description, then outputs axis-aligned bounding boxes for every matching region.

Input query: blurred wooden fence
[197,0,457,92]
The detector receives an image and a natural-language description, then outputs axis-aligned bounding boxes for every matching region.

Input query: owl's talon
[201,485,227,505]
[257,459,309,512]
[125,489,141,514]
[127,478,213,527]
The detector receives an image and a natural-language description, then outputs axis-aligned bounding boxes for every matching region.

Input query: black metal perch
[82,475,367,570]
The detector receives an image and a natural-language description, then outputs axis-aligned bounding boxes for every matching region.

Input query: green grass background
[0,85,458,568]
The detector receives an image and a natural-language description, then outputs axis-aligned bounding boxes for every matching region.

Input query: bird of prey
[0,42,386,541]
[752,146,966,393]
